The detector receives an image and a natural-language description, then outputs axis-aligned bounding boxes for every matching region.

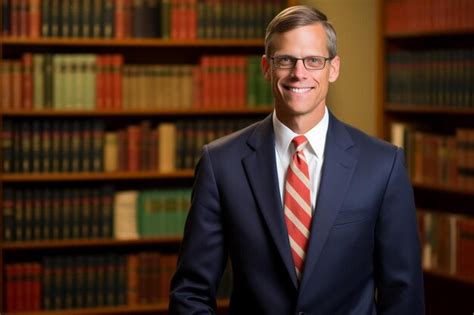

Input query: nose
[290,59,308,79]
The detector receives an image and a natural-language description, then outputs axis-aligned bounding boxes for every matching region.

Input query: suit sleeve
[169,145,227,314]
[375,147,425,315]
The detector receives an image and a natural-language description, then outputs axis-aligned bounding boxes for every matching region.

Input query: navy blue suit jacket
[170,113,424,314]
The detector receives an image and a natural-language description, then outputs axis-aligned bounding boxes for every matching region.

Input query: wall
[302,0,378,136]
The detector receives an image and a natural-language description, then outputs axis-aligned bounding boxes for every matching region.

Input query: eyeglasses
[271,55,332,70]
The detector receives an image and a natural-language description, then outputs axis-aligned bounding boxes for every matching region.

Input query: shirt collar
[273,106,329,159]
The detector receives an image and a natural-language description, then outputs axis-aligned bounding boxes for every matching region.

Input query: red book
[456,217,474,281]
[19,0,29,37]
[188,0,197,39]
[111,54,123,110]
[127,125,140,171]
[171,0,179,39]
[216,56,226,108]
[1,61,12,110]
[10,0,20,37]
[201,56,211,108]
[22,53,33,110]
[115,0,125,38]
[123,0,132,38]
[237,56,247,108]
[5,264,17,312]
[103,55,113,110]
[29,0,40,37]
[127,254,139,304]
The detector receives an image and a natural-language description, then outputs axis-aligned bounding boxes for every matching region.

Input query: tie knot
[292,135,308,151]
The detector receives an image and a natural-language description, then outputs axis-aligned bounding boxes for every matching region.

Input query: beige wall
[301,0,378,136]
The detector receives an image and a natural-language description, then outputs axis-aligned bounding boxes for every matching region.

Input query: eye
[306,57,323,66]
[277,56,293,65]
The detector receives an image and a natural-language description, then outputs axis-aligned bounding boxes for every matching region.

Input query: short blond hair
[265,5,337,59]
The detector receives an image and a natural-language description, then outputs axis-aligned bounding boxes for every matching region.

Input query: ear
[261,55,271,81]
[328,55,340,83]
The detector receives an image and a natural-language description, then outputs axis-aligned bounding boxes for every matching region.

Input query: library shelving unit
[0,1,296,314]
[378,1,474,314]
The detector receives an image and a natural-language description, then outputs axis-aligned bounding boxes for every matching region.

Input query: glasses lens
[275,56,295,68]
[304,57,325,69]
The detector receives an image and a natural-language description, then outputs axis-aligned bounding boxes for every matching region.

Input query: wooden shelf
[0,37,264,47]
[1,237,182,250]
[424,269,474,286]
[0,107,273,117]
[385,105,474,115]
[7,299,229,314]
[1,170,195,182]
[385,28,474,39]
[412,181,474,196]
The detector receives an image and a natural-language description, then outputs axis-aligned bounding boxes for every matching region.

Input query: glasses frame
[270,55,333,70]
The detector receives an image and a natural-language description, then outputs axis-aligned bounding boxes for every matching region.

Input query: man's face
[262,23,340,125]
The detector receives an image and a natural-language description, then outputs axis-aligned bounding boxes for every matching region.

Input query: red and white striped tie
[284,135,312,281]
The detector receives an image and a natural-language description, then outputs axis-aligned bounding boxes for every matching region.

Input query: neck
[276,107,325,134]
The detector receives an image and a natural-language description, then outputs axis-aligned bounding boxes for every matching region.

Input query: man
[170,5,424,314]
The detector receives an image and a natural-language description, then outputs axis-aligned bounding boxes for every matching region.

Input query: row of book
[384,0,474,34]
[5,252,232,312]
[386,49,473,108]
[391,123,474,189]
[2,186,192,242]
[1,118,257,174]
[0,54,273,111]
[4,252,179,312]
[418,209,474,281]
[1,0,284,39]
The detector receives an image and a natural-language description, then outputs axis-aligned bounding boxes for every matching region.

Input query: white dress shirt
[273,106,329,211]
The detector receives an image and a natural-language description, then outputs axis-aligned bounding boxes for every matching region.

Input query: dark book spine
[62,189,73,239]
[42,189,52,240]
[14,190,24,241]
[3,188,15,242]
[51,189,63,239]
[132,0,145,37]
[101,185,114,238]
[71,120,82,172]
[80,189,92,237]
[103,0,115,37]
[32,189,43,240]
[31,120,41,173]
[42,257,53,310]
[91,189,101,238]
[2,0,11,35]
[71,189,82,238]
[61,120,72,172]
[92,120,105,172]
[20,121,32,173]
[92,0,104,37]
[40,120,52,173]
[2,120,13,173]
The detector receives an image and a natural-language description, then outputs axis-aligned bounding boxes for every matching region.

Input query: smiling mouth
[284,86,313,94]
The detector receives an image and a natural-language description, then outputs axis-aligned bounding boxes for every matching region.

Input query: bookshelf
[0,0,297,313]
[379,0,474,314]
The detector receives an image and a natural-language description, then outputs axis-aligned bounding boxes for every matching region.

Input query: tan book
[114,190,139,239]
[104,132,119,172]
[158,123,177,172]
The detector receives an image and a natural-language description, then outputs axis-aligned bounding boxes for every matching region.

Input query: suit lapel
[242,115,298,288]
[299,113,359,292]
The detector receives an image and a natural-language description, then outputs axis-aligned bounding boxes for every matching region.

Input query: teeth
[289,87,311,93]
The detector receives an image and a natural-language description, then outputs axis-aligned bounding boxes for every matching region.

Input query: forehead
[271,23,328,56]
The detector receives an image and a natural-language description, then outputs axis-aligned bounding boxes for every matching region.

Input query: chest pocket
[332,209,371,227]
